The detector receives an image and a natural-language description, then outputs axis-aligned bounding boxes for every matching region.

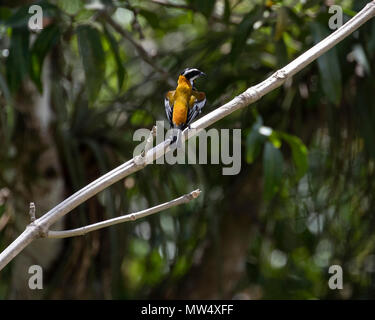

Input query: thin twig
[29,202,35,223]
[0,213,10,232]
[0,1,374,271]
[47,189,201,239]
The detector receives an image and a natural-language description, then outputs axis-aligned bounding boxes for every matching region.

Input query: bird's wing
[164,90,175,127]
[186,91,206,126]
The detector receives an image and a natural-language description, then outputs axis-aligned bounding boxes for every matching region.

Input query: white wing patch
[164,93,174,127]
[186,96,206,126]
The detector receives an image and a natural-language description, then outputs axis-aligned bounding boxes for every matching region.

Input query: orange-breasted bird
[165,68,206,145]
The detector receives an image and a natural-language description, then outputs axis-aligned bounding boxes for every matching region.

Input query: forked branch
[47,189,201,239]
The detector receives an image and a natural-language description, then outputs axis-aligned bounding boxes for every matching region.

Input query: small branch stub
[190,189,201,199]
[29,202,36,223]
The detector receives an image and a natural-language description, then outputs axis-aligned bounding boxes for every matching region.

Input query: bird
[164,68,206,147]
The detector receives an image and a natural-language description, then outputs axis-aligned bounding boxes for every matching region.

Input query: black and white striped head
[180,68,205,85]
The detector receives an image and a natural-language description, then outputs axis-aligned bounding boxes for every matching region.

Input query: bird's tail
[170,126,184,149]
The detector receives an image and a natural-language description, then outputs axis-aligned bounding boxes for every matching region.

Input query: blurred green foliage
[0,0,375,299]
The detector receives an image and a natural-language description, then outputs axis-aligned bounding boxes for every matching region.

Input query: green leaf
[57,0,83,15]
[342,8,357,18]
[188,0,216,18]
[269,132,282,149]
[77,25,106,104]
[275,37,288,67]
[4,103,15,141]
[231,7,261,59]
[263,142,284,200]
[280,133,308,180]
[274,7,289,41]
[130,110,153,126]
[0,7,12,23]
[284,7,303,26]
[4,6,30,28]
[6,28,30,93]
[302,0,321,10]
[103,25,125,91]
[30,24,60,92]
[311,22,342,105]
[138,9,160,29]
[246,117,265,164]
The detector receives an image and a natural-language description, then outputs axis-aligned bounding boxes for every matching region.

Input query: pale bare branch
[47,189,201,239]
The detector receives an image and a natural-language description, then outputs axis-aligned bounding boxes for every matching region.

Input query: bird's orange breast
[172,76,192,126]
[172,101,188,126]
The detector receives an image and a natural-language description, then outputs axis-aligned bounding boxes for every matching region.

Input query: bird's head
[180,68,206,86]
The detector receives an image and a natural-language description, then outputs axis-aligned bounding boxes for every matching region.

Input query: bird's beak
[200,72,206,77]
